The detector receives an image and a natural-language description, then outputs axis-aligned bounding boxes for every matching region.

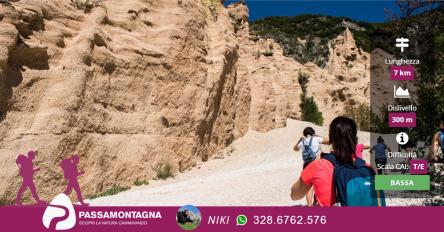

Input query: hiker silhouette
[15,150,46,205]
[60,155,89,206]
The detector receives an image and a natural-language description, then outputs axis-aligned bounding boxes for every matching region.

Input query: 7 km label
[390,65,415,80]
[389,112,416,128]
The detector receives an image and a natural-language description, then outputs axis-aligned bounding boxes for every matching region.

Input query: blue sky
[180,205,201,216]
[224,0,404,22]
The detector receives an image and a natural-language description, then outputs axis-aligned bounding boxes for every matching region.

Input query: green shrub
[254,50,261,59]
[298,71,309,94]
[153,160,175,180]
[300,96,324,126]
[71,0,102,13]
[134,179,149,186]
[202,0,220,7]
[202,0,220,20]
[343,102,370,131]
[88,186,130,199]
[346,63,354,69]
[250,15,370,67]
[262,51,273,56]
[0,198,12,206]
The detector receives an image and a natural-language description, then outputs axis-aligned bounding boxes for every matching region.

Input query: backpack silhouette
[16,154,31,177]
[16,154,27,166]
[60,158,74,179]
[322,153,386,206]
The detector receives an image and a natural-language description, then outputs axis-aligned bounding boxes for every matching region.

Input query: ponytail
[329,117,357,164]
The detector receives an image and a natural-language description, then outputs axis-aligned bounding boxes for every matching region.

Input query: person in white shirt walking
[293,127,329,206]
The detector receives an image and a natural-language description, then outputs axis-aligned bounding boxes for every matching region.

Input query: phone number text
[252,215,327,225]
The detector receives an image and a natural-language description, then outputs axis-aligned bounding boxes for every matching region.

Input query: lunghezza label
[384,58,420,65]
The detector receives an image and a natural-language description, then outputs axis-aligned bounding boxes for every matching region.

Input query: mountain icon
[394,86,410,98]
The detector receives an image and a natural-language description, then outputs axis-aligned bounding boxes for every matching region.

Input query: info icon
[396,132,409,145]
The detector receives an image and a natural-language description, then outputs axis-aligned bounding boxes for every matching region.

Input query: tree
[300,96,324,126]
[385,0,443,20]
[298,71,309,94]
[298,72,323,125]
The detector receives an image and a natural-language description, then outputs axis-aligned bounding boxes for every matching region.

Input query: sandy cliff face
[0,0,247,203]
[0,0,369,203]
[228,3,303,132]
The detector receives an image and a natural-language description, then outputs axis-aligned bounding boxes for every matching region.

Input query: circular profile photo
[176,205,201,231]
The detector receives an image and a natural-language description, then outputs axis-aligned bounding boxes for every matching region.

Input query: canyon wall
[0,0,369,203]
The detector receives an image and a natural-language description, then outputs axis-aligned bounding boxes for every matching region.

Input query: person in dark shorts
[370,136,391,174]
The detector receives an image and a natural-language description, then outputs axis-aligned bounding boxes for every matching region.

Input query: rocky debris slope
[0,0,369,203]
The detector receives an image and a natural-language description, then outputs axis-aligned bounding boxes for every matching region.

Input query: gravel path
[89,119,424,206]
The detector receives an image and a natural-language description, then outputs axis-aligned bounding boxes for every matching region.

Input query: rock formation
[326,27,368,82]
[0,0,370,203]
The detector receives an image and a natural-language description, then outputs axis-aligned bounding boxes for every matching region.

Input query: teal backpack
[322,153,386,206]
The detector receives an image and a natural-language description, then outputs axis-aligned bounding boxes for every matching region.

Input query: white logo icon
[394,85,410,98]
[396,38,409,52]
[396,132,409,145]
[42,193,76,230]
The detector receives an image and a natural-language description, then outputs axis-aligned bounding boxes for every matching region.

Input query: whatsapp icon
[236,214,248,226]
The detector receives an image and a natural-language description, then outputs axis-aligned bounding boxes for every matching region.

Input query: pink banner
[1,206,443,232]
